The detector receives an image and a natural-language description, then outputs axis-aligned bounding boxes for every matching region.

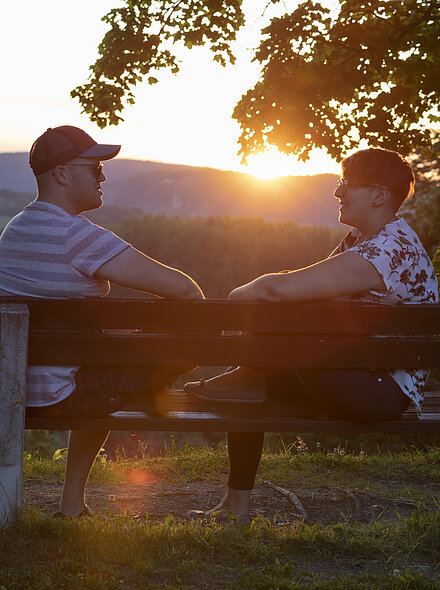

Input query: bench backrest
[1,298,439,369]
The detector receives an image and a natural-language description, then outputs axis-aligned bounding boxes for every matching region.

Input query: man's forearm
[138,267,205,301]
[96,246,205,300]
[173,273,205,300]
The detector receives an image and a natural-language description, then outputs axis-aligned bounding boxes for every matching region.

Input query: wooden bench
[1,298,439,521]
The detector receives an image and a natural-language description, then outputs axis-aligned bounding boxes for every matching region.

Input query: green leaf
[52,447,68,462]
[163,513,175,532]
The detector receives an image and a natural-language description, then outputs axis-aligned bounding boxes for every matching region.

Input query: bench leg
[0,304,29,523]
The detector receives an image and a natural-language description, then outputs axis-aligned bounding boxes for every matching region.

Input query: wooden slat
[1,298,439,335]
[25,390,440,433]
[27,414,440,433]
[28,332,440,368]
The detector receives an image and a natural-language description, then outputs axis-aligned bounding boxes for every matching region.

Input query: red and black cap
[29,125,121,176]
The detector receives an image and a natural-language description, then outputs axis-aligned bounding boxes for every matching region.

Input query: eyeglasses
[64,163,104,180]
[335,179,386,193]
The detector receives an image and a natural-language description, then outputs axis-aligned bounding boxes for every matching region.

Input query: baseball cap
[29,125,121,176]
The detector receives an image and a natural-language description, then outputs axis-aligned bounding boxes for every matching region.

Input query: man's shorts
[26,365,189,419]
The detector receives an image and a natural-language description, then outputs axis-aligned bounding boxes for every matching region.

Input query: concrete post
[0,304,29,523]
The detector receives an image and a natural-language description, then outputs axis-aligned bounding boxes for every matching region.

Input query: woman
[184,147,438,522]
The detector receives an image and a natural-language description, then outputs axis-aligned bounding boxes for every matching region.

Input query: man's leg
[59,429,109,517]
[54,365,188,516]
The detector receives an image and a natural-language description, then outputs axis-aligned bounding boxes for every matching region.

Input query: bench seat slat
[25,412,439,433]
[25,390,440,433]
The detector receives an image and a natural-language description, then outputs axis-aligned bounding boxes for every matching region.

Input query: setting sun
[241,147,339,179]
[242,148,294,179]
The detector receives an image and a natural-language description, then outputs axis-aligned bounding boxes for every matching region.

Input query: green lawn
[1,446,439,589]
[23,444,440,502]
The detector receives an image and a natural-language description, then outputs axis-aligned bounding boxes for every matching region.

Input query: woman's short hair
[341,148,415,210]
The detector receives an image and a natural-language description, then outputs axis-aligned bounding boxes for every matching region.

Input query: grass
[3,445,439,588]
[1,509,439,588]
[24,444,440,499]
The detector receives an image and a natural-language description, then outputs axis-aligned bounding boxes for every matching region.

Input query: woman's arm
[229,252,385,302]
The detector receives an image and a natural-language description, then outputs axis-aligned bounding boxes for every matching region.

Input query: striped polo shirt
[0,200,130,406]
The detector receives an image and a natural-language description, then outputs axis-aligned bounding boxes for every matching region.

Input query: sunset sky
[1,0,341,178]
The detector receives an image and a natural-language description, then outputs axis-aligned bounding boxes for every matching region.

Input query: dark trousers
[227,368,410,490]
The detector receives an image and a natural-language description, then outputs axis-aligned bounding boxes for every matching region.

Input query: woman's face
[333,178,379,229]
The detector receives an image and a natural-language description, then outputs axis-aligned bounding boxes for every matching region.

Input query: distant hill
[0,153,340,227]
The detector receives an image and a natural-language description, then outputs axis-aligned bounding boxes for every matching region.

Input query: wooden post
[0,303,29,522]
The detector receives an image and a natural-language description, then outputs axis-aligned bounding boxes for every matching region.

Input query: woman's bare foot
[188,489,251,522]
[53,503,93,519]
[205,489,251,516]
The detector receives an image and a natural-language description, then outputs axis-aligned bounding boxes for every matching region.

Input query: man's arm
[229,252,385,302]
[95,246,204,300]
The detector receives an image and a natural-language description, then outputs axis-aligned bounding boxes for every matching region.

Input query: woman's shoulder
[350,216,429,266]
[380,216,415,238]
[378,217,427,251]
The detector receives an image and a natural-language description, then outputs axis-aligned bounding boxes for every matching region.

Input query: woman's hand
[227,252,385,303]
[228,275,280,302]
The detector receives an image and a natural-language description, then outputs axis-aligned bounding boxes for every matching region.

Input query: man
[0,125,204,517]
[184,147,438,522]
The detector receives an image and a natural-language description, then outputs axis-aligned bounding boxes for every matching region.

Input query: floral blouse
[332,216,438,412]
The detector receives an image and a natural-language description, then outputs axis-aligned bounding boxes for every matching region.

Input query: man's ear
[52,165,69,185]
[372,185,390,207]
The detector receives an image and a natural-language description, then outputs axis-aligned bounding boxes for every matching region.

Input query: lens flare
[124,469,160,485]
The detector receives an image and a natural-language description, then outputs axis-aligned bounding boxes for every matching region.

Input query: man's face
[63,157,106,213]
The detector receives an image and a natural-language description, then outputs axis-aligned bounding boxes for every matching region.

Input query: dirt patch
[23,479,436,525]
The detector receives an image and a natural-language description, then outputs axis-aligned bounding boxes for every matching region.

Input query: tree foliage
[401,183,440,257]
[71,0,244,128]
[236,0,440,161]
[72,0,440,160]
[400,134,440,256]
